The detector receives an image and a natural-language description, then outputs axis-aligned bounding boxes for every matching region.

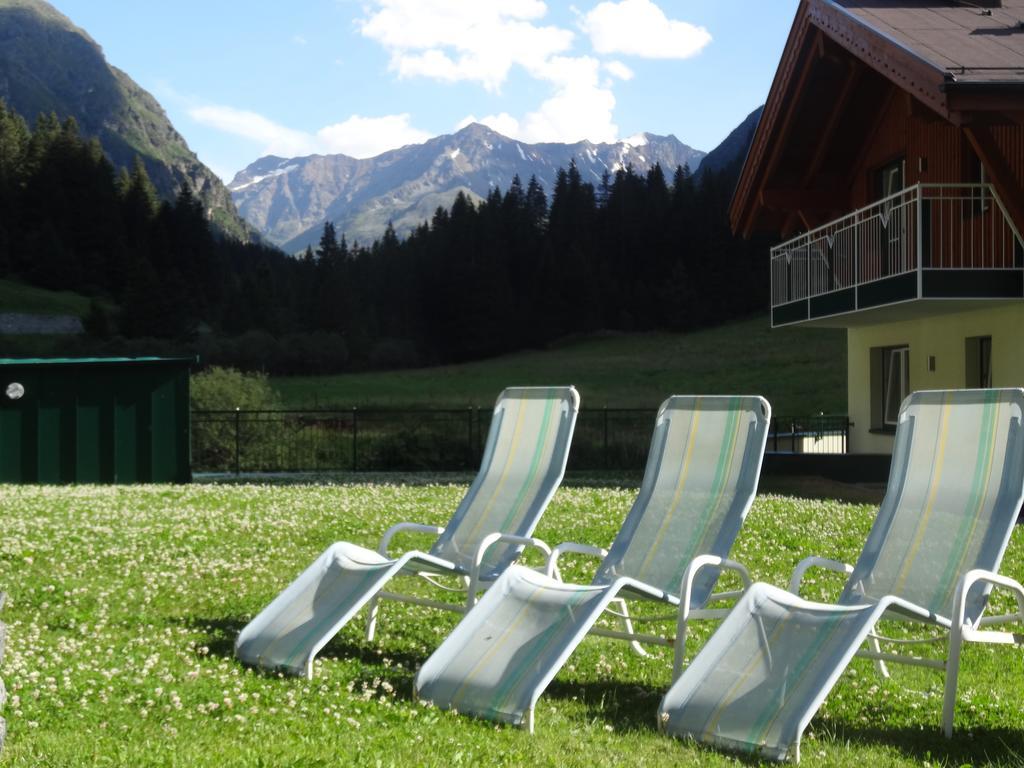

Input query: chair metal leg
[613,598,649,657]
[868,631,890,678]
[673,606,690,682]
[365,596,380,641]
[942,624,965,738]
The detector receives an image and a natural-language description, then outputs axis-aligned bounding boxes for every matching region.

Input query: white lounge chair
[414,395,770,731]
[235,386,579,678]
[659,388,1024,762]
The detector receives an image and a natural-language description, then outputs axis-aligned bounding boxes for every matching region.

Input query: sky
[46,0,799,183]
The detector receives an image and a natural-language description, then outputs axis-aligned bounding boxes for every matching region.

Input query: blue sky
[47,1,798,182]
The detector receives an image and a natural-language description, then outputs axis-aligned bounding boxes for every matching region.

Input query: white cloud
[291,34,308,46]
[316,114,431,158]
[359,1,620,145]
[604,60,634,81]
[519,57,617,144]
[582,0,711,59]
[457,112,522,138]
[360,0,574,92]
[188,106,317,157]
[189,105,431,160]
[457,57,616,145]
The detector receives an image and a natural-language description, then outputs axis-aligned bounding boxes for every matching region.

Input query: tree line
[0,101,770,373]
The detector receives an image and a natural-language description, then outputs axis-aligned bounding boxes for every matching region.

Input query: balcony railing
[770,183,1024,325]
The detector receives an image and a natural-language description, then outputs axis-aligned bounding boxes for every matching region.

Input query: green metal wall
[0,358,191,484]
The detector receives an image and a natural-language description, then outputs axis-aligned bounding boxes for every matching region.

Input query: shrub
[191,366,280,412]
[190,366,282,471]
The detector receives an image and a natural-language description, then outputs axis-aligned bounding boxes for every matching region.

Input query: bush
[191,366,280,412]
[190,367,282,471]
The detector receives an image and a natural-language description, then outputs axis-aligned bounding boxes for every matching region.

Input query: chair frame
[786,554,1024,737]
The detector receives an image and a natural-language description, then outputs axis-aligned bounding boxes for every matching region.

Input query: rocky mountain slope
[0,0,251,239]
[230,123,706,252]
[697,105,763,179]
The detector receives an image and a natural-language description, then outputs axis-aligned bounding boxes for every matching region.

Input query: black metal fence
[192,409,850,474]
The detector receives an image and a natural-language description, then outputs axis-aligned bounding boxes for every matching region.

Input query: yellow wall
[847,303,1024,453]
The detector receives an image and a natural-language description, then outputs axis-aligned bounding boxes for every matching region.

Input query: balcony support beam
[964,124,1024,239]
[802,60,863,188]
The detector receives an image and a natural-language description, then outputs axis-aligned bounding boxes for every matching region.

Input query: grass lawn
[0,279,93,318]
[270,317,847,416]
[2,481,1022,766]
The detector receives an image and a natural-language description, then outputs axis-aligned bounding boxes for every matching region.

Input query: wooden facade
[733,0,1024,243]
[733,0,1024,454]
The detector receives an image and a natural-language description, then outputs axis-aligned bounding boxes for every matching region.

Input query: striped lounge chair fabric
[235,386,580,678]
[659,388,1024,762]
[414,395,771,732]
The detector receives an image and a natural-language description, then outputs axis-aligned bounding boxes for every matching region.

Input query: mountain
[0,0,250,239]
[697,105,764,179]
[230,123,706,252]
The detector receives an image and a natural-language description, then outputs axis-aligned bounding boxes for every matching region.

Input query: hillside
[271,317,847,417]
[698,105,763,178]
[0,0,251,239]
[230,123,706,251]
[0,278,91,316]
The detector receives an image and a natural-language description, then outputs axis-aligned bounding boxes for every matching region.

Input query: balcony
[770,184,1024,327]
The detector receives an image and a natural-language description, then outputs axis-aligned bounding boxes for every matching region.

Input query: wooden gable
[732,0,1024,240]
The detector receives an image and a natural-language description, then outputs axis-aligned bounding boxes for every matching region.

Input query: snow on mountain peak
[230,163,299,192]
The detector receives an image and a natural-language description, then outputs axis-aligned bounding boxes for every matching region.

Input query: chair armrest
[544,542,609,579]
[471,533,553,576]
[788,556,854,596]
[378,522,445,557]
[464,533,553,606]
[678,554,752,608]
[954,569,1024,631]
[672,555,752,682]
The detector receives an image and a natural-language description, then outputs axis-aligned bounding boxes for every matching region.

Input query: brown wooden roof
[731,0,1024,237]
[837,0,1024,83]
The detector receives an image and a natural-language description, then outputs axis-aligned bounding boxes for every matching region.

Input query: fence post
[352,407,358,472]
[467,407,473,470]
[791,419,797,454]
[772,416,778,453]
[234,408,241,475]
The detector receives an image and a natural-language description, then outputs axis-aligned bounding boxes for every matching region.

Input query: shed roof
[0,357,194,367]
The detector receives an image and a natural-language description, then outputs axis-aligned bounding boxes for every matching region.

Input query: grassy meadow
[270,317,847,416]
[1,481,1022,766]
[0,279,93,318]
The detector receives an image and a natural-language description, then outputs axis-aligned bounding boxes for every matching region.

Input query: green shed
[0,357,192,484]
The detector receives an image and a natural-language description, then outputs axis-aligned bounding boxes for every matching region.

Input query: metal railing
[191,408,850,474]
[771,183,1024,307]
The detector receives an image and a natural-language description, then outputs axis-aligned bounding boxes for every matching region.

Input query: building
[732,0,1024,453]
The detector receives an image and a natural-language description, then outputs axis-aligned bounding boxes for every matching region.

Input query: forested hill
[0,0,250,239]
[0,100,770,373]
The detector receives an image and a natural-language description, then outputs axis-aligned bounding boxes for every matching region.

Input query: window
[882,346,910,426]
[877,158,904,201]
[966,336,993,389]
[870,344,911,432]
[875,158,907,276]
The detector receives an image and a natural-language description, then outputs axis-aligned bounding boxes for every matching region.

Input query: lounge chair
[235,386,579,678]
[414,395,770,731]
[659,388,1024,762]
